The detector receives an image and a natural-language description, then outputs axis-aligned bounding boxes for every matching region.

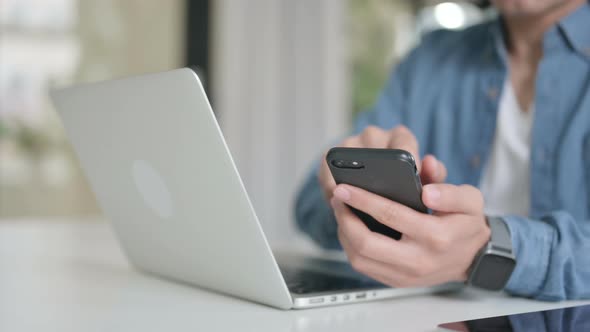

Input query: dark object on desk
[326,147,426,240]
[439,303,590,332]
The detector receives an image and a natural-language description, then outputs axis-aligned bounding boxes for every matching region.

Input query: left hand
[331,183,491,287]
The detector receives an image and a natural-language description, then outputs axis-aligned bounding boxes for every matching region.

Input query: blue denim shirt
[295,3,590,301]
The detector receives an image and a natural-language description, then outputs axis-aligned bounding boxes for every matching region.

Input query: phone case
[326,147,427,240]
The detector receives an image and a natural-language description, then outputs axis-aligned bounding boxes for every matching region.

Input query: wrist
[480,215,493,249]
[460,216,491,282]
[467,216,517,290]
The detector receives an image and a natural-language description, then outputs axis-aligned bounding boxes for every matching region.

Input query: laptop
[51,68,462,309]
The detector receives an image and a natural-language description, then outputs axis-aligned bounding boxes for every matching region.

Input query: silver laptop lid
[51,68,292,309]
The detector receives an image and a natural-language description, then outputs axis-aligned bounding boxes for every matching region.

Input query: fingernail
[333,186,351,202]
[424,186,440,202]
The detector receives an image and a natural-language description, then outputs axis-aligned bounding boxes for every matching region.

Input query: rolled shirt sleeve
[503,211,590,300]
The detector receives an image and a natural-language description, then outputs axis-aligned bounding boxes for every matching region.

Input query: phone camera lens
[332,159,364,169]
[332,160,345,168]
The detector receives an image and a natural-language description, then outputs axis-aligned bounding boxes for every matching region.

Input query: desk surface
[0,219,588,332]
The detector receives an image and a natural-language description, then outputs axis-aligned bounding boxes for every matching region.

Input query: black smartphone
[326,147,427,240]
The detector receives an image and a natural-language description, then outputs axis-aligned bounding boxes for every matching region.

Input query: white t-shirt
[479,79,534,217]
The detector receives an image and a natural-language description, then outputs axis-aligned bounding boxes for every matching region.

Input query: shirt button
[487,87,499,101]
[470,155,481,169]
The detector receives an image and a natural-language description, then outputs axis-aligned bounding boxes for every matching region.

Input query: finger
[331,198,411,265]
[338,233,415,287]
[359,125,389,148]
[320,135,362,200]
[318,162,336,199]
[420,154,448,184]
[337,229,396,280]
[340,136,363,148]
[331,197,350,224]
[422,184,484,215]
[387,125,421,171]
[333,199,449,285]
[332,184,432,240]
[318,148,339,199]
[338,231,444,288]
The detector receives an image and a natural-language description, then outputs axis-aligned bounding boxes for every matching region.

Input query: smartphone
[326,147,427,240]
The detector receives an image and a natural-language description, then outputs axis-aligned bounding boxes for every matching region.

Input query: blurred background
[0,0,493,247]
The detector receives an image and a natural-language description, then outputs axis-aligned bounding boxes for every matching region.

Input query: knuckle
[392,125,411,135]
[378,202,399,226]
[355,236,372,256]
[389,126,419,154]
[405,262,425,278]
[362,126,387,147]
[357,238,373,257]
[460,184,484,209]
[419,258,436,276]
[430,233,452,251]
[341,136,358,147]
[363,125,382,137]
[339,221,355,239]
[480,221,492,240]
[392,126,416,142]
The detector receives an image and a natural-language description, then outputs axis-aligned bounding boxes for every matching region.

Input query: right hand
[318,125,447,201]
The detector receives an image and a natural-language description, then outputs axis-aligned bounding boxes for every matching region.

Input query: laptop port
[309,297,325,304]
[355,293,367,299]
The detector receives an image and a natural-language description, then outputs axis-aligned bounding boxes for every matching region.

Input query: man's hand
[330,183,491,288]
[318,125,447,201]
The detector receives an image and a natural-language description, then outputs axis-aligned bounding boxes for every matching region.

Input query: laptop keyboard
[280,265,386,295]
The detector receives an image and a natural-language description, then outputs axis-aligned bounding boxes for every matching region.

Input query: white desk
[1,219,588,332]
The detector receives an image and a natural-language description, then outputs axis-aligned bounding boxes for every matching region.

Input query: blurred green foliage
[0,118,54,156]
[0,120,7,138]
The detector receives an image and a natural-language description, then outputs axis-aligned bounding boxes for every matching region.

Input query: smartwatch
[468,216,516,291]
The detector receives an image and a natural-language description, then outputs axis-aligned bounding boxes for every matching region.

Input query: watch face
[471,253,516,291]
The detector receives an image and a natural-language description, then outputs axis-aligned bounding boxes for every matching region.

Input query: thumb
[422,183,483,215]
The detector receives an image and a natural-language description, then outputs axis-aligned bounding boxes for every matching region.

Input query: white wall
[212,0,350,247]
